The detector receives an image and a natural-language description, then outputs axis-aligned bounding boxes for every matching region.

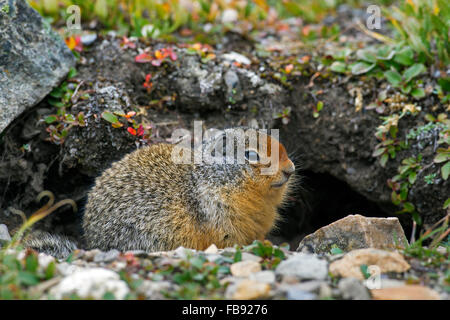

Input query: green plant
[273,107,292,124]
[385,0,450,67]
[424,172,438,184]
[0,248,57,299]
[242,240,286,270]
[403,213,450,267]
[312,101,323,119]
[161,254,229,299]
[44,68,87,144]
[388,154,423,223]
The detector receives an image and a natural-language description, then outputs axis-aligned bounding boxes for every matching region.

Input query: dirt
[0,24,448,249]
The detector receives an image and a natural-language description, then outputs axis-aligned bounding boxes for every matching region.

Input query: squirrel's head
[202,128,295,198]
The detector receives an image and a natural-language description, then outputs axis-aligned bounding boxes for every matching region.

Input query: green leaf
[234,249,242,262]
[411,88,425,99]
[393,46,414,66]
[403,202,415,212]
[351,62,376,75]
[372,147,386,157]
[25,254,38,273]
[444,198,450,209]
[330,61,347,73]
[102,292,116,300]
[408,171,417,184]
[50,88,64,98]
[441,162,450,180]
[434,152,449,163]
[403,63,426,83]
[67,67,77,79]
[44,115,58,124]
[356,49,377,63]
[380,153,389,167]
[360,264,370,279]
[18,271,39,286]
[45,261,56,280]
[317,101,323,111]
[412,212,422,225]
[384,69,402,87]
[438,78,450,92]
[101,111,119,124]
[273,248,285,259]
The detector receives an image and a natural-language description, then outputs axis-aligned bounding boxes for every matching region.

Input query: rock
[204,244,218,254]
[94,249,120,263]
[83,249,102,262]
[0,0,76,133]
[227,279,271,300]
[241,252,263,263]
[56,262,85,276]
[137,280,172,300]
[329,248,410,280]
[230,260,261,277]
[81,34,97,46]
[221,9,238,24]
[379,278,406,289]
[297,215,407,254]
[50,268,129,299]
[224,69,243,103]
[285,287,317,300]
[338,278,371,300]
[174,246,194,259]
[371,285,441,300]
[0,224,11,244]
[289,280,323,293]
[319,283,333,299]
[248,271,276,284]
[205,254,222,262]
[38,253,55,271]
[275,253,328,280]
[222,52,251,66]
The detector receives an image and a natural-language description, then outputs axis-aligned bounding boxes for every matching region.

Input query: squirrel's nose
[282,163,295,178]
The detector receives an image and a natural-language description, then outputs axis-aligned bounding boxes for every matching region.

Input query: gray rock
[248,271,276,284]
[285,287,317,300]
[0,0,76,133]
[0,224,11,244]
[94,249,120,263]
[275,253,328,280]
[297,214,407,254]
[137,280,171,299]
[81,34,97,46]
[49,268,129,299]
[241,252,263,263]
[338,278,371,300]
[291,280,323,293]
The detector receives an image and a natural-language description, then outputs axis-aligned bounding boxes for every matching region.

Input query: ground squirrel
[82,127,295,252]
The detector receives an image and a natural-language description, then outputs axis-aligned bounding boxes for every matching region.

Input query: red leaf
[137,124,144,136]
[127,127,137,135]
[135,53,153,63]
[169,51,177,61]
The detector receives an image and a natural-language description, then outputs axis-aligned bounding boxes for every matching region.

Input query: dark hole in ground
[268,170,392,250]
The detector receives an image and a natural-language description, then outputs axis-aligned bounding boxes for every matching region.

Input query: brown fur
[82,128,295,252]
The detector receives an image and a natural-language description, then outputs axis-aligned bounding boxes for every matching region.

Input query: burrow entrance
[268,170,402,250]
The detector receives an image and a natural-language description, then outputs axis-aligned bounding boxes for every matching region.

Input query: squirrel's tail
[23,230,78,259]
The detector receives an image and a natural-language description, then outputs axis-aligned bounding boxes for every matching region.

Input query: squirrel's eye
[245,150,260,163]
